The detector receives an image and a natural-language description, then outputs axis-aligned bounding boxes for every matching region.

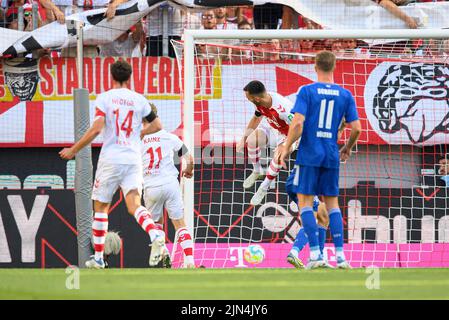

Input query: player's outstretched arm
[59,117,105,160]
[340,119,362,161]
[236,115,263,153]
[277,112,304,168]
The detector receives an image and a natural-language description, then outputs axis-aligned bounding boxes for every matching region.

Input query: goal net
[173,30,449,268]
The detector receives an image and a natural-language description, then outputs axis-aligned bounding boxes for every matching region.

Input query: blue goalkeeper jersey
[291,82,359,169]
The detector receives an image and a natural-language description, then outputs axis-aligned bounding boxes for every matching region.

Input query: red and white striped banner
[1,56,449,147]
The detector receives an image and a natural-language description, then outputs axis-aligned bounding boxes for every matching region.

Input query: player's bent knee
[247,129,267,148]
[246,131,259,148]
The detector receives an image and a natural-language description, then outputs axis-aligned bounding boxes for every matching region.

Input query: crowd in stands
[1,0,449,59]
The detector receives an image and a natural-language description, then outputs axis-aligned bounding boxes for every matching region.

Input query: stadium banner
[2,0,449,56]
[170,243,449,268]
[289,0,449,30]
[2,56,449,147]
[0,148,448,268]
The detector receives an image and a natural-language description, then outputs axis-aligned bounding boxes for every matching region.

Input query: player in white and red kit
[236,80,294,206]
[141,105,195,268]
[60,60,164,269]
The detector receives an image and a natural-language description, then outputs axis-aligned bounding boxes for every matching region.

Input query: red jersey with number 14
[256,92,294,136]
[95,88,152,165]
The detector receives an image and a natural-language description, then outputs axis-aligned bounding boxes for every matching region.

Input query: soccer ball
[91,231,122,256]
[243,244,265,264]
[104,231,122,256]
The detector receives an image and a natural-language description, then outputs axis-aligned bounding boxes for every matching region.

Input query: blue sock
[291,228,308,256]
[318,225,327,256]
[300,207,320,260]
[329,208,345,261]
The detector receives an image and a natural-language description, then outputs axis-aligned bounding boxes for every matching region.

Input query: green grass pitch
[1,268,448,300]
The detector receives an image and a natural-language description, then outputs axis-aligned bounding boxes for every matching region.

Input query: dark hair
[243,80,266,95]
[315,50,336,73]
[150,103,158,116]
[237,20,252,29]
[110,60,132,84]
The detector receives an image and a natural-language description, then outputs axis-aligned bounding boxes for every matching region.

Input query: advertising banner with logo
[0,149,448,268]
[2,57,449,147]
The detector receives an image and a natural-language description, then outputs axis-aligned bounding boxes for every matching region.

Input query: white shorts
[258,120,286,148]
[143,179,184,223]
[92,161,143,203]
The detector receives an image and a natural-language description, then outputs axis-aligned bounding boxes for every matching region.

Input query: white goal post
[181,28,449,268]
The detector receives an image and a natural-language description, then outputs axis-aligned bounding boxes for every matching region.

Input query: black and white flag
[1,0,448,57]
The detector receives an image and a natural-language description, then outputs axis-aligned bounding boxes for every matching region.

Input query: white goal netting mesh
[173,37,449,268]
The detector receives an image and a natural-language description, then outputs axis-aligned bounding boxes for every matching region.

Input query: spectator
[342,39,358,51]
[59,0,128,57]
[253,3,283,29]
[226,6,244,25]
[201,9,217,30]
[199,9,234,58]
[51,0,128,24]
[240,5,253,25]
[322,39,335,51]
[5,0,38,27]
[99,21,143,57]
[4,0,64,25]
[214,7,237,29]
[147,3,200,58]
[298,38,316,61]
[300,16,321,30]
[253,39,281,62]
[331,40,345,54]
[198,10,218,56]
[374,0,419,28]
[232,20,254,61]
[299,39,315,53]
[440,39,449,57]
[22,2,43,30]
[8,17,18,29]
[40,0,65,24]
[0,6,5,27]
[438,158,449,186]
[5,4,42,30]
[269,39,281,61]
[237,20,253,30]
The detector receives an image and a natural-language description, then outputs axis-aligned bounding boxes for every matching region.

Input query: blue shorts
[286,171,320,211]
[288,165,339,197]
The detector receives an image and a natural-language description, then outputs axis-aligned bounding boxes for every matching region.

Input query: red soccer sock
[134,206,159,242]
[92,212,108,260]
[177,227,194,264]
[261,158,282,189]
[248,146,263,173]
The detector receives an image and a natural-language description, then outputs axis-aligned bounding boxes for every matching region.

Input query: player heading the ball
[237,80,294,206]
[277,51,362,269]
[60,60,166,269]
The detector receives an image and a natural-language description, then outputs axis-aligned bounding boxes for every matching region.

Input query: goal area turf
[1,268,448,300]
